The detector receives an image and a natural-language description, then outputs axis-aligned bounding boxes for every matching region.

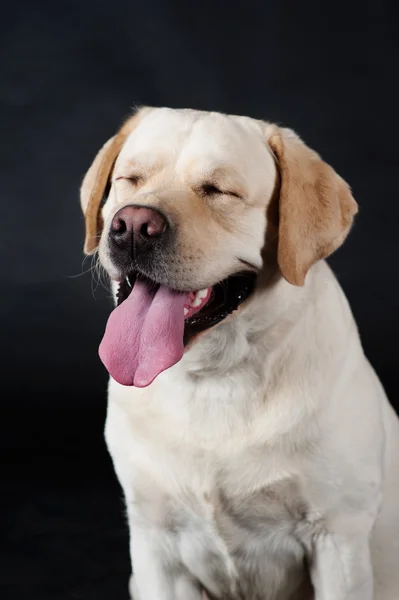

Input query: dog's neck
[181,267,312,377]
[144,260,360,449]
[179,260,360,398]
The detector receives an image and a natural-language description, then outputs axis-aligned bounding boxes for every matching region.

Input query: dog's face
[100,108,276,290]
[81,107,358,387]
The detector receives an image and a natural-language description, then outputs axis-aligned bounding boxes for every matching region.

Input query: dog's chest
[106,379,314,599]
[130,444,311,600]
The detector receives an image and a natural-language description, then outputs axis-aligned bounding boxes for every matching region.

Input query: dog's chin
[116,269,257,345]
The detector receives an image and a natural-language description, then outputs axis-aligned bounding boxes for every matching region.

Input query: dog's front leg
[129,525,203,600]
[310,520,373,600]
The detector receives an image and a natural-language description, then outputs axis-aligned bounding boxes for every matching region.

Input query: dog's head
[81,107,358,387]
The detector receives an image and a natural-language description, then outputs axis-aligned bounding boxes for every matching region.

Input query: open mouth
[99,270,256,388]
[116,270,256,342]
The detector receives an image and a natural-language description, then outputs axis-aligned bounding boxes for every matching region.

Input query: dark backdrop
[1,1,398,599]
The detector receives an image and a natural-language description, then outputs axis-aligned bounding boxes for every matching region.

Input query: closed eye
[127,175,142,185]
[201,183,241,199]
[114,175,143,185]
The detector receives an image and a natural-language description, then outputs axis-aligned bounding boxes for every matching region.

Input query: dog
[80,107,399,600]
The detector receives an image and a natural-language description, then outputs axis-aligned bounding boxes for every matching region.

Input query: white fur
[94,109,399,599]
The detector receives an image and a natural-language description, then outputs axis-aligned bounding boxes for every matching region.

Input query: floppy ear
[80,110,145,254]
[268,128,358,286]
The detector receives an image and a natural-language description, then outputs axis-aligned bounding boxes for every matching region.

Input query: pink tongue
[99,279,188,387]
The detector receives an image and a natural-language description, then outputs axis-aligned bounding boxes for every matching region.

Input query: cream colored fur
[81,107,399,600]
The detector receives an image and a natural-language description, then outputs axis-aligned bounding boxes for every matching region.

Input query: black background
[1,1,398,599]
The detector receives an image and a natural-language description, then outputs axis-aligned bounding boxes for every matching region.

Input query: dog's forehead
[117,108,273,176]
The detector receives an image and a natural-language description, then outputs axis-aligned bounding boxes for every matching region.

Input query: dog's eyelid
[226,190,243,199]
[114,175,143,184]
[200,183,243,199]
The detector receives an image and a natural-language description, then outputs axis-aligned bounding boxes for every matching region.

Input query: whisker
[66,253,99,279]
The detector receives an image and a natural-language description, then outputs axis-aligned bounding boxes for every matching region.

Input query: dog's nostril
[140,223,150,239]
[112,217,127,234]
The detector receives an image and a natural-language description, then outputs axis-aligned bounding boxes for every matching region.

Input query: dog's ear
[80,109,146,255]
[267,127,358,286]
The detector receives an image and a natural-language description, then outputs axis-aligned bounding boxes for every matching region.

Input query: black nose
[109,205,167,255]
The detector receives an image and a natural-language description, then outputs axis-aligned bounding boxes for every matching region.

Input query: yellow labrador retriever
[80,107,399,600]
